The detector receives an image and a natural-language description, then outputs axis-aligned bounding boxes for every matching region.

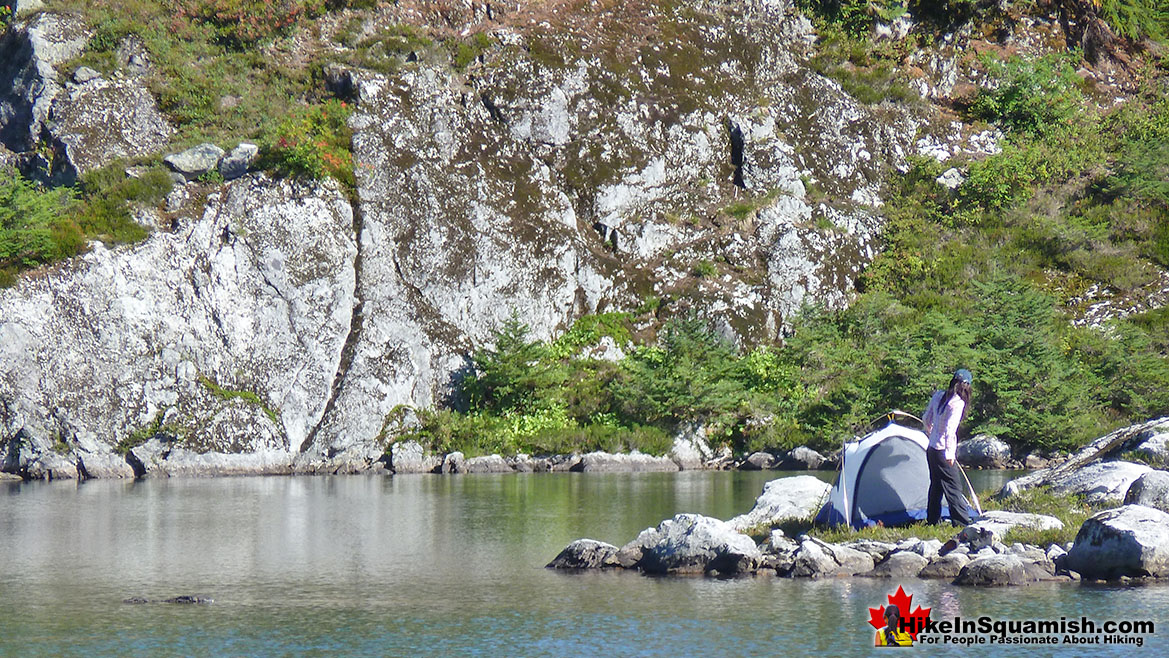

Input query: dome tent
[815,421,963,529]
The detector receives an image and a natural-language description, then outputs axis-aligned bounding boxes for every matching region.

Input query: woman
[874,604,913,647]
[921,368,973,527]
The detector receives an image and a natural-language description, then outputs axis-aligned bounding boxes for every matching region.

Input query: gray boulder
[72,66,100,84]
[464,454,513,474]
[1124,471,1169,513]
[76,452,134,479]
[576,451,679,472]
[1066,505,1169,579]
[840,539,898,562]
[0,471,21,481]
[728,475,832,532]
[895,538,944,559]
[615,526,661,569]
[24,451,77,480]
[957,434,1011,469]
[1050,461,1152,504]
[151,448,294,477]
[862,551,928,578]
[390,440,441,474]
[218,142,259,181]
[668,424,712,470]
[778,446,825,470]
[441,451,466,474]
[635,514,761,576]
[164,143,226,181]
[49,75,174,180]
[919,553,970,579]
[954,554,1029,586]
[741,451,776,470]
[958,510,1064,547]
[546,539,619,569]
[790,537,875,578]
[761,530,801,574]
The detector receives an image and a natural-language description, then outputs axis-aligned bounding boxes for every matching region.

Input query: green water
[1,471,1165,655]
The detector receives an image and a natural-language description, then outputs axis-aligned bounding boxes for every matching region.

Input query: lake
[1,470,1165,655]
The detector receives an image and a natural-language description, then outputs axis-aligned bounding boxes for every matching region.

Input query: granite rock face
[1124,471,1169,514]
[634,514,762,575]
[0,176,357,475]
[1049,461,1153,504]
[2,5,974,475]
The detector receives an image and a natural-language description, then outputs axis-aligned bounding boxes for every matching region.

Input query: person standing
[921,368,973,526]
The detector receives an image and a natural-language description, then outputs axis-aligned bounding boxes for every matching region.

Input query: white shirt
[922,390,964,461]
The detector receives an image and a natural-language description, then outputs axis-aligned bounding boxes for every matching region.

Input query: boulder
[840,539,898,562]
[508,454,535,473]
[546,539,620,569]
[615,526,661,569]
[390,440,441,474]
[0,471,22,481]
[668,424,712,470]
[957,434,1011,469]
[575,451,679,472]
[1049,461,1152,504]
[49,75,174,181]
[441,451,466,474]
[76,452,135,479]
[533,454,581,472]
[218,142,258,181]
[954,554,1029,586]
[1123,471,1169,513]
[958,510,1064,546]
[790,537,874,578]
[728,475,832,532]
[741,451,776,470]
[919,553,970,579]
[778,446,825,470]
[935,167,965,190]
[635,514,762,576]
[894,538,944,559]
[150,448,293,477]
[862,551,928,578]
[1066,505,1169,579]
[24,452,78,480]
[762,530,801,574]
[164,143,225,181]
[464,454,513,474]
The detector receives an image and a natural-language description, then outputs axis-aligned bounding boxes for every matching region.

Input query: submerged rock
[728,475,831,532]
[1066,505,1169,579]
[546,539,620,570]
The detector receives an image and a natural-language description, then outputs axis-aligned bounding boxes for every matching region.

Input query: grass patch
[983,487,1109,547]
[198,375,279,424]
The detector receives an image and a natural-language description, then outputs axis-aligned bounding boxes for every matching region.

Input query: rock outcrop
[727,475,831,532]
[626,514,762,576]
[1049,461,1152,504]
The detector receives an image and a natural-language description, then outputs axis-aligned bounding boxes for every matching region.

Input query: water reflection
[0,471,1163,655]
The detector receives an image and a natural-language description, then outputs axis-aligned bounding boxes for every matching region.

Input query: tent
[815,421,955,529]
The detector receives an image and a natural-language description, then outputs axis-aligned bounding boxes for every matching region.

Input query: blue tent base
[815,505,953,529]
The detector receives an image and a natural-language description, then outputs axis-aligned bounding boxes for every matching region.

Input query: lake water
[2,471,1166,655]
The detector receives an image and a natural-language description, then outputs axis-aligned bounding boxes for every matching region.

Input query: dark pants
[927,448,971,526]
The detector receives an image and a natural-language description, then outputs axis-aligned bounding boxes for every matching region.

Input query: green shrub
[969,53,1084,136]
[262,99,354,185]
[1097,0,1169,41]
[1,171,82,281]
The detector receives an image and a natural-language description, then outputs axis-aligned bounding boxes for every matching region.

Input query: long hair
[884,605,901,645]
[936,375,972,420]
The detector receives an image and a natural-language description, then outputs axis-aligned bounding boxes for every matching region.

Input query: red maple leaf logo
[867,585,932,640]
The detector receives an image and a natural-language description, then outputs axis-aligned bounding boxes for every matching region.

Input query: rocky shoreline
[6,414,1168,482]
[546,421,1169,587]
